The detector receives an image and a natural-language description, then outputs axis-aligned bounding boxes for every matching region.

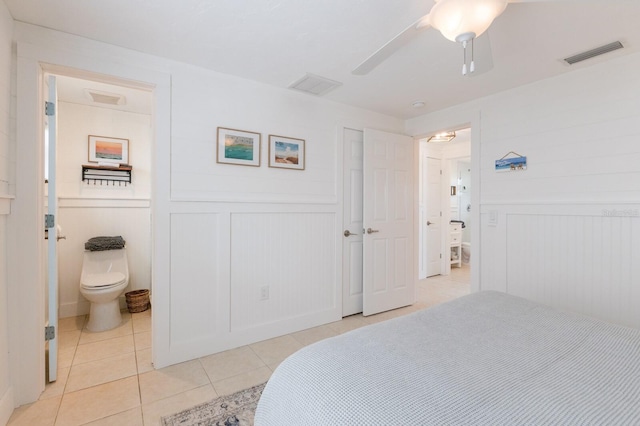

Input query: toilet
[80,248,129,332]
[461,242,471,264]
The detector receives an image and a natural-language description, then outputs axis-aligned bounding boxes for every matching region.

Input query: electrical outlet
[259,286,269,301]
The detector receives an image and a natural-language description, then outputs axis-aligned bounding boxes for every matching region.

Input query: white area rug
[161,382,266,426]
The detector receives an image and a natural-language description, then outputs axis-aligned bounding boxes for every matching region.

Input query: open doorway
[44,71,153,386]
[418,128,471,295]
[416,127,473,307]
[12,45,169,403]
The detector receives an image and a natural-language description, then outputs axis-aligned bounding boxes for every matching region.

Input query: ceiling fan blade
[352,15,431,76]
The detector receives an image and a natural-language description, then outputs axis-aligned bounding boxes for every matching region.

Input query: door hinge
[440,169,442,175]
[45,325,55,341]
[45,101,55,116]
[440,253,442,259]
[45,214,55,229]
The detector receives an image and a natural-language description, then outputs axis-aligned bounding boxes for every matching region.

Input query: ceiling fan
[352,0,553,76]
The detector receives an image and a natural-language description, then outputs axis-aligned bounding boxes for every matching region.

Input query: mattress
[255,291,640,425]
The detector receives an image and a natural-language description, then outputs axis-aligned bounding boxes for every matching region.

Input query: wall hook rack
[82,164,132,186]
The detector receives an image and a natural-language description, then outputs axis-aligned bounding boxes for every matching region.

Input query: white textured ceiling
[5,0,640,119]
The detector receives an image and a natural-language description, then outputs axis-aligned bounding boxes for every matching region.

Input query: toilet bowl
[80,248,129,332]
[461,242,471,264]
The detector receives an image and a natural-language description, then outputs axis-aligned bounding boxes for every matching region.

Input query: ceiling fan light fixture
[429,0,508,42]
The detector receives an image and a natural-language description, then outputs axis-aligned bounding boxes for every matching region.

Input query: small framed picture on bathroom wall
[268,135,305,170]
[216,127,261,167]
[88,135,129,165]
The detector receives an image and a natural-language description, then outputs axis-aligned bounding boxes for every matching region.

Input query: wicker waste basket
[125,289,150,313]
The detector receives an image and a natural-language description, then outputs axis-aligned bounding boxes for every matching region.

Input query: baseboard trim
[0,386,14,425]
[59,300,90,318]
[59,296,129,319]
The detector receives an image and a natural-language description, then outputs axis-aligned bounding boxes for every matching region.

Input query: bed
[255,291,640,425]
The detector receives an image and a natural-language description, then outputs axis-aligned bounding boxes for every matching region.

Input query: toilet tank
[82,248,129,278]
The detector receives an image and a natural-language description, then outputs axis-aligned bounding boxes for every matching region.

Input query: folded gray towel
[85,236,126,251]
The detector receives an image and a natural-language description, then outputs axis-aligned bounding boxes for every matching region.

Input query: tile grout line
[50,314,85,426]
[60,312,141,425]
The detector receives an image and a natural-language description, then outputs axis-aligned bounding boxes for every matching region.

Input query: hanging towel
[85,236,126,251]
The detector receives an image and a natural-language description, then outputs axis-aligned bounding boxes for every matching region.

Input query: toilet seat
[81,272,126,289]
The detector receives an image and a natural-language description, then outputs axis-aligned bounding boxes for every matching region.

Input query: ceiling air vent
[289,73,342,96]
[83,88,126,106]
[564,41,624,65]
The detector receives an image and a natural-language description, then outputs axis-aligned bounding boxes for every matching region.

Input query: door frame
[410,116,481,293]
[9,42,171,405]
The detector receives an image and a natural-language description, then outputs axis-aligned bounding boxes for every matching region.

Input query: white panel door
[426,157,442,277]
[362,128,415,316]
[342,129,364,316]
[46,75,59,382]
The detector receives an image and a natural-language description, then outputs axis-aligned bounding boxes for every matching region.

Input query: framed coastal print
[268,135,305,170]
[217,127,261,167]
[88,135,129,165]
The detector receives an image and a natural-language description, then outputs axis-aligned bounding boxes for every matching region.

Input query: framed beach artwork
[268,135,305,170]
[88,135,129,165]
[217,127,261,167]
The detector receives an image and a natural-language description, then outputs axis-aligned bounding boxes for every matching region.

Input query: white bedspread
[255,291,640,425]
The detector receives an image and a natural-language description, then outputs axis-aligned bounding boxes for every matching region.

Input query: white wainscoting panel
[170,213,222,345]
[230,212,336,331]
[504,208,640,328]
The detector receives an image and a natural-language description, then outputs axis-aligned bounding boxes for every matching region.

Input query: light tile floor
[8,265,470,426]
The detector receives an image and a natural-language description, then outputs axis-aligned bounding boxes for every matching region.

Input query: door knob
[344,230,356,237]
[366,228,379,234]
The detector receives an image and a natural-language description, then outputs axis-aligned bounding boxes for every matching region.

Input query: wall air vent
[564,41,624,65]
[83,88,126,106]
[289,73,342,96]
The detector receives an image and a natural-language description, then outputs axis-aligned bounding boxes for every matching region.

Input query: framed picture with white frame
[88,135,129,165]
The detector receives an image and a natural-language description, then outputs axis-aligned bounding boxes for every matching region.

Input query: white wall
[162,60,404,363]
[407,52,640,328]
[0,1,14,423]
[56,101,152,317]
[57,102,152,198]
[10,21,405,403]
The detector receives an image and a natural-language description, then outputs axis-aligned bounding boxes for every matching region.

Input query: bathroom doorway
[419,127,472,279]
[44,71,154,384]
